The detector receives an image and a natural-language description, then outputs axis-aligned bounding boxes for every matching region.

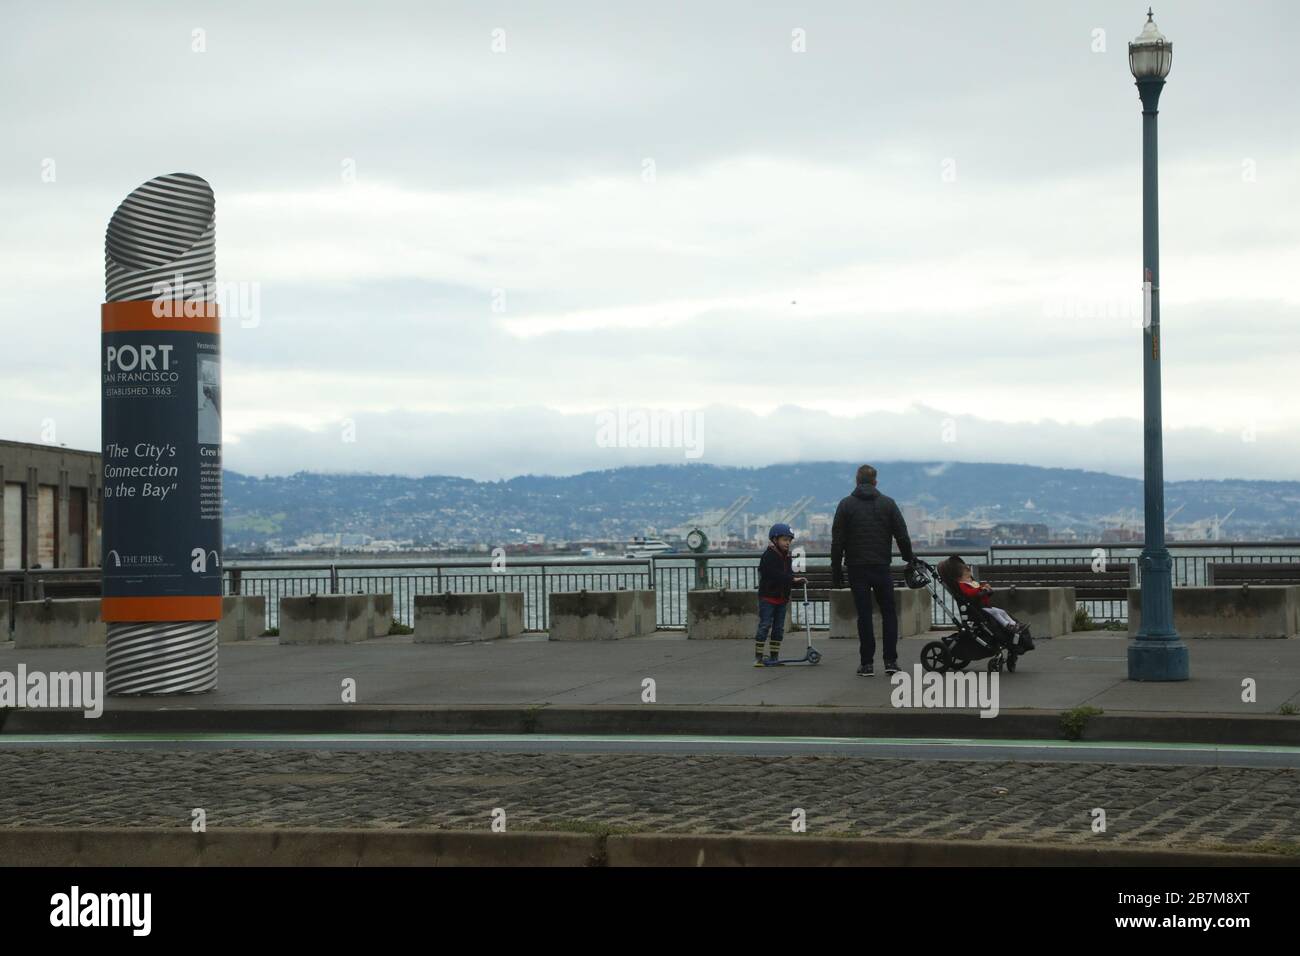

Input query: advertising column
[102,173,221,694]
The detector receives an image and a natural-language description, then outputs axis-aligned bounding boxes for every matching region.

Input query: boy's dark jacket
[758,544,796,603]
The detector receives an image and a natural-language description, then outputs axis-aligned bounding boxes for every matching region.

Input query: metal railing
[7,541,1300,634]
[218,541,1300,630]
[986,541,1300,588]
[223,558,653,631]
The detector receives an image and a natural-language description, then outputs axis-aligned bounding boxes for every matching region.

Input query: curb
[2,705,1299,746]
[0,827,603,867]
[604,833,1300,867]
[0,828,1293,867]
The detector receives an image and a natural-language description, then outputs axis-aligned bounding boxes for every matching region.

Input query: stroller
[905,558,1034,674]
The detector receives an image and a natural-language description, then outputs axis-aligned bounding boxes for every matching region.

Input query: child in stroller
[936,556,1032,645]
[910,557,1033,673]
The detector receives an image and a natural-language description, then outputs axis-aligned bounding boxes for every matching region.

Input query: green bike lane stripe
[1,732,1298,754]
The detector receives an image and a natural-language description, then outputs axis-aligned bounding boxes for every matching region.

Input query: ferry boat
[624,537,676,559]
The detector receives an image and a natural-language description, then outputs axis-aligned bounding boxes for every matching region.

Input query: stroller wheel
[987,657,1002,673]
[920,641,947,673]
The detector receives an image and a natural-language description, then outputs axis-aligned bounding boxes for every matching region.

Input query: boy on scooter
[755,523,806,666]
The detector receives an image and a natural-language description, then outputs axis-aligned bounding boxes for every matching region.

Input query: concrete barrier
[13,598,105,649]
[687,589,790,640]
[219,595,268,643]
[1127,585,1299,639]
[828,588,930,640]
[990,587,1076,638]
[414,592,525,643]
[548,590,656,641]
[368,593,395,639]
[279,593,392,645]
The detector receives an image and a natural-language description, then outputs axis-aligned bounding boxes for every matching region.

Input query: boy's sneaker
[884,661,901,675]
[754,656,766,667]
[767,650,780,664]
[856,663,874,677]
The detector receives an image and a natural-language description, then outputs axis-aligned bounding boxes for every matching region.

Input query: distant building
[917,516,959,547]
[989,522,1052,545]
[1,439,101,569]
[944,522,1052,549]
[943,527,993,549]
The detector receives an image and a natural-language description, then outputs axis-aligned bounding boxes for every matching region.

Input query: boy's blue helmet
[768,522,794,540]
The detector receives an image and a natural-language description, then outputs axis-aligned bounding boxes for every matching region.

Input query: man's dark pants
[847,564,898,666]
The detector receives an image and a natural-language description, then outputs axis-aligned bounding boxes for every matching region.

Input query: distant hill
[220,461,1300,549]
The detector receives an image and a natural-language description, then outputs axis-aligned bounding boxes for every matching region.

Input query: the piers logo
[50,886,151,936]
[889,664,1000,719]
[105,550,166,568]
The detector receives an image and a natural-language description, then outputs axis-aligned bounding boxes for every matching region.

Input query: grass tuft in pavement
[1059,705,1105,741]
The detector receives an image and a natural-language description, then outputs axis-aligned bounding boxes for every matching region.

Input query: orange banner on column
[101,596,223,622]
[102,299,220,334]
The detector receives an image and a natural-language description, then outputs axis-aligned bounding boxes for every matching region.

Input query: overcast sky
[2,1,1297,481]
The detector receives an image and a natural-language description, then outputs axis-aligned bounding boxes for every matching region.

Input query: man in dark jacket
[831,464,917,677]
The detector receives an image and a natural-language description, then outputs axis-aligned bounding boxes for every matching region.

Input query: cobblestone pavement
[3,748,1299,852]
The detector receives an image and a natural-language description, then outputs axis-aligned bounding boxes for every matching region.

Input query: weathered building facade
[0,440,101,569]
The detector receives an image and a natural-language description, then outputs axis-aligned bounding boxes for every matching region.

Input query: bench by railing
[783,567,911,601]
[1205,562,1300,586]
[973,562,1135,595]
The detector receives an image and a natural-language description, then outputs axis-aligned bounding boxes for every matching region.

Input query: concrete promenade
[2,632,1297,714]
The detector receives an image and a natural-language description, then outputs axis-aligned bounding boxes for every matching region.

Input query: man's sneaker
[856,663,874,677]
[884,661,901,675]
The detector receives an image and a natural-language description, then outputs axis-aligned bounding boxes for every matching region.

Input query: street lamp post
[1128,8,1188,681]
